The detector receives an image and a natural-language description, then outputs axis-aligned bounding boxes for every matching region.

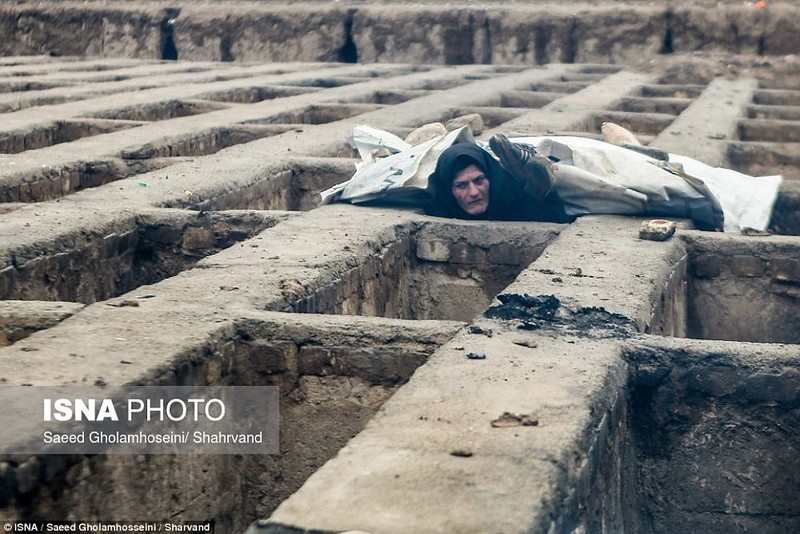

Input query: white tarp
[322,125,476,205]
[323,125,782,233]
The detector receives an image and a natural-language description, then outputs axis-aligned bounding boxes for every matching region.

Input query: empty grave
[609,233,800,533]
[0,210,280,304]
[86,99,229,122]
[0,313,461,533]
[288,221,559,322]
[623,339,800,534]
[0,120,140,154]
[650,234,800,344]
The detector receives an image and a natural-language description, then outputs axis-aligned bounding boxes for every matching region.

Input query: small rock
[639,219,677,241]
[404,122,447,145]
[450,449,473,458]
[491,412,539,428]
[280,278,305,299]
[601,121,640,145]
[446,113,484,135]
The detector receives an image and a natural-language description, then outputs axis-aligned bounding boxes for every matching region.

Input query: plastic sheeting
[324,125,782,233]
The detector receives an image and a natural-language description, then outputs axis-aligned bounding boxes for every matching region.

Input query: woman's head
[429,142,501,219]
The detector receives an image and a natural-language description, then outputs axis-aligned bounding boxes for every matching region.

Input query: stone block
[297,346,333,376]
[487,243,520,265]
[770,281,800,299]
[684,365,739,397]
[144,224,181,246]
[739,369,800,404]
[771,258,800,283]
[416,237,450,262]
[730,255,767,277]
[691,254,723,278]
[448,242,485,264]
[446,113,484,135]
[182,226,215,251]
[248,341,295,374]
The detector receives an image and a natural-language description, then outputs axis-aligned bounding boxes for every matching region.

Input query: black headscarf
[426,141,572,223]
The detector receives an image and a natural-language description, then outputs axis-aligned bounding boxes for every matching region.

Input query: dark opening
[660,12,674,55]
[338,10,358,63]
[660,28,674,55]
[220,35,235,62]
[443,17,476,65]
[560,19,578,64]
[534,27,551,66]
[160,9,180,61]
[480,18,492,64]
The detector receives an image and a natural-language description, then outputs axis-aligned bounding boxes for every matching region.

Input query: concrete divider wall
[2,3,798,64]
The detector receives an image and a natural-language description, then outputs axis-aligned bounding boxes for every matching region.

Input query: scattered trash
[120,360,133,365]
[512,339,538,349]
[467,325,492,337]
[639,219,677,241]
[137,181,151,188]
[491,412,539,428]
[106,300,139,307]
[741,227,771,236]
[137,294,156,299]
[465,352,486,360]
[450,449,474,458]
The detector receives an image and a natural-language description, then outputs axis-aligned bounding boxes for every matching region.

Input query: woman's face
[452,164,490,215]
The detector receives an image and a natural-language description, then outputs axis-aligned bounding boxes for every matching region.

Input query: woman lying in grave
[322,123,782,233]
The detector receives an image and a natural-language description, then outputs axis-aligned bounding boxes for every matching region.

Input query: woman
[426,138,573,223]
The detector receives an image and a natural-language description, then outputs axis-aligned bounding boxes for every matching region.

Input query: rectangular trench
[0,210,280,304]
[622,341,800,534]
[287,221,557,322]
[614,233,800,533]
[0,314,462,532]
[1,158,356,304]
[650,235,800,344]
